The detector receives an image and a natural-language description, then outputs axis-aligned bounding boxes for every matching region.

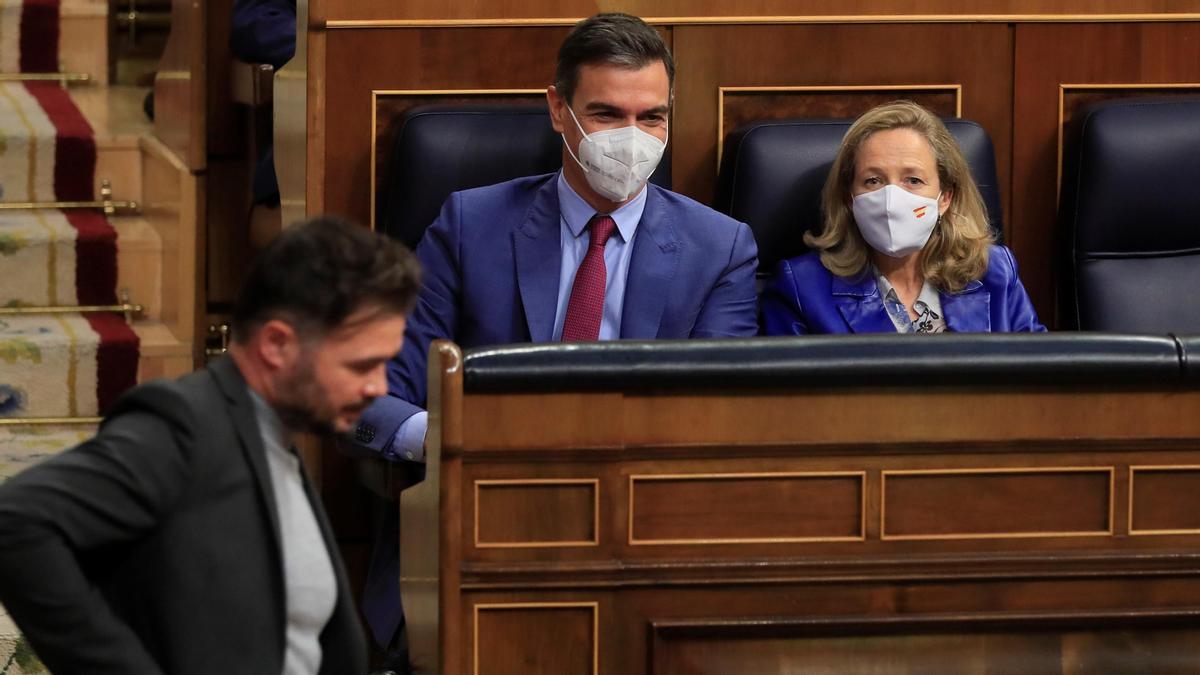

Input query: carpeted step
[1,209,117,307]
[0,610,45,675]
[0,313,137,418]
[0,81,95,204]
[0,0,59,75]
[0,423,92,480]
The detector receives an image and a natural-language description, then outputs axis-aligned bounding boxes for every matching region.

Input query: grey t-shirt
[250,390,338,675]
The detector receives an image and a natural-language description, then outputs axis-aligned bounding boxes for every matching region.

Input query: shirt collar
[248,387,289,451]
[874,267,941,309]
[556,170,645,243]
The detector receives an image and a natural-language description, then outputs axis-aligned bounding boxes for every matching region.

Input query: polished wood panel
[1011,22,1200,324]
[651,614,1200,675]
[405,337,1200,673]
[154,0,207,171]
[141,135,203,355]
[323,27,572,226]
[1058,84,1200,199]
[372,91,545,228]
[473,603,596,675]
[475,480,598,547]
[463,389,1200,450]
[671,23,1012,210]
[882,468,1112,540]
[629,473,864,544]
[718,86,959,166]
[322,1,1200,23]
[1130,467,1200,534]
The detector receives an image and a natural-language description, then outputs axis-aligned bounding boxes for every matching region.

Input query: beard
[272,358,369,437]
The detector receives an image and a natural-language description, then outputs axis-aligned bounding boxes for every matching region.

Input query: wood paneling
[651,614,1200,675]
[475,480,599,547]
[473,603,596,675]
[463,389,1200,450]
[1011,22,1200,324]
[320,1,1200,23]
[154,0,206,171]
[629,473,863,544]
[372,91,545,227]
[718,86,959,166]
[398,338,1200,673]
[323,27,573,225]
[882,468,1112,539]
[1130,467,1200,534]
[671,23,1011,210]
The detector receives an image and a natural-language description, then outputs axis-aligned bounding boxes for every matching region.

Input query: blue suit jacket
[761,245,1046,334]
[357,172,759,451]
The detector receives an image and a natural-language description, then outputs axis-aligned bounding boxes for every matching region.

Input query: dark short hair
[554,13,675,104]
[231,216,421,343]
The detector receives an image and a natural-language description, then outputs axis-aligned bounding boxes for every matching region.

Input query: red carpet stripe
[85,313,140,414]
[24,81,96,201]
[18,0,59,74]
[67,211,118,306]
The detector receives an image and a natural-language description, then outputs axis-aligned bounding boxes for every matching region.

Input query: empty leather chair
[377,103,671,249]
[715,116,1004,273]
[1062,97,1200,332]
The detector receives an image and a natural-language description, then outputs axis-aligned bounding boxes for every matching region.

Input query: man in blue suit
[352,13,758,670]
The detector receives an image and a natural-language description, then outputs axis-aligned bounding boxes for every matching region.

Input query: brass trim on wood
[880,466,1116,541]
[327,14,1200,29]
[0,417,102,426]
[369,88,546,230]
[1056,82,1200,203]
[628,471,867,546]
[472,601,599,675]
[716,84,962,167]
[473,478,601,549]
[0,72,91,83]
[1129,465,1200,536]
[0,303,143,316]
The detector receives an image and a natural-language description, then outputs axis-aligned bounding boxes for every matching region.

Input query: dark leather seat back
[378,104,671,248]
[461,333,1184,393]
[715,117,1004,272]
[1062,97,1200,332]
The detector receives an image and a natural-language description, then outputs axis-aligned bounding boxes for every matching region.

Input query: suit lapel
[208,357,287,649]
[833,274,896,333]
[513,179,564,342]
[942,280,991,332]
[620,186,680,339]
[209,357,283,552]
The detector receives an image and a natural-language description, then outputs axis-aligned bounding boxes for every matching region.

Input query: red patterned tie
[561,215,617,342]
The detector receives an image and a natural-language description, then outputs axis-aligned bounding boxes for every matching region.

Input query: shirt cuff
[390,412,428,463]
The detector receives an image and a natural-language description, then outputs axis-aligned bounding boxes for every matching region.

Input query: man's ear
[547,85,566,134]
[258,319,299,370]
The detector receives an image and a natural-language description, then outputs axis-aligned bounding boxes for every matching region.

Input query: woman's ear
[938,188,954,216]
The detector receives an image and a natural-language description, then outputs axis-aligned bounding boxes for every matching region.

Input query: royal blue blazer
[357,172,760,452]
[761,245,1046,334]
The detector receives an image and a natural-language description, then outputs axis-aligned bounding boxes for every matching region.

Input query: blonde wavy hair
[804,101,994,292]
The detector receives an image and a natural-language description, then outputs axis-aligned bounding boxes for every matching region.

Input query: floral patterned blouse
[875,272,947,334]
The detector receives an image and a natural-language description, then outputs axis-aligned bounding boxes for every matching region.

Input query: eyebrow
[857,164,931,175]
[583,102,671,116]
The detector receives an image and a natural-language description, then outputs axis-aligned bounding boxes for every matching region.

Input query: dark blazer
[0,358,366,675]
[761,245,1046,334]
[356,172,760,451]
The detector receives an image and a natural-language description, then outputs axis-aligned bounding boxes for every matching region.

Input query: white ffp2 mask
[852,184,941,258]
[561,105,667,203]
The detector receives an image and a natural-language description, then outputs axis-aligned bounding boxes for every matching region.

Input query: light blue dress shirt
[390,171,647,461]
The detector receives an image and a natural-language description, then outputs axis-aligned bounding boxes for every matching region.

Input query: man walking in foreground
[0,217,421,675]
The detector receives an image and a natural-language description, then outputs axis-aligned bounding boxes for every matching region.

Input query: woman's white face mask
[561,105,667,203]
[852,184,941,258]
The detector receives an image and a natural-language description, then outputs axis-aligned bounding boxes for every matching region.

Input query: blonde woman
[761,101,1044,334]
